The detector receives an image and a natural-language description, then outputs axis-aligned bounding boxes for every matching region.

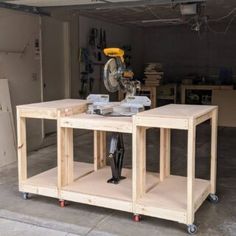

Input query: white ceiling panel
[5,0,104,7]
[5,0,142,7]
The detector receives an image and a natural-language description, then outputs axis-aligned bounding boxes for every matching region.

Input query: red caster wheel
[59,200,65,208]
[133,214,141,222]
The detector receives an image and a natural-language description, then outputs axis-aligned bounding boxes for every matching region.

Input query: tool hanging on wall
[102,30,107,49]
[80,72,94,99]
[97,29,107,62]
[89,28,98,48]
[79,48,94,99]
[97,51,102,62]
[97,28,103,50]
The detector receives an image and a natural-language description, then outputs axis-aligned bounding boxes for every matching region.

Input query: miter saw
[103,48,137,97]
[87,48,151,184]
[87,48,151,116]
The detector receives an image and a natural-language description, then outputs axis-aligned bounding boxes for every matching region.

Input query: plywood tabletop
[17,99,88,110]
[136,104,217,119]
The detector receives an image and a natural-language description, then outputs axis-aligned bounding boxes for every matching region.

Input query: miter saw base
[86,94,151,116]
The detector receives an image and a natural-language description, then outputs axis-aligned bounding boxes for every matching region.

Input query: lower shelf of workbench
[135,175,211,224]
[19,162,94,198]
[61,166,159,212]
[20,163,210,225]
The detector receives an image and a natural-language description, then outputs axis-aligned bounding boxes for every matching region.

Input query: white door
[41,17,70,135]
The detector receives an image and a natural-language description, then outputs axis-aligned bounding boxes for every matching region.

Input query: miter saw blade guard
[103,57,126,93]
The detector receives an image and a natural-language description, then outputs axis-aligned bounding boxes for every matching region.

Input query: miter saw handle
[104,48,125,62]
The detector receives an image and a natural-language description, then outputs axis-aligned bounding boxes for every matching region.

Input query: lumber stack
[144,63,163,86]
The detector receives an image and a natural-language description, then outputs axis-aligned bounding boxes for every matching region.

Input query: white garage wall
[0,9,42,150]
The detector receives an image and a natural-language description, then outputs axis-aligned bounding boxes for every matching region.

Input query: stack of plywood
[144,63,163,86]
[0,79,16,167]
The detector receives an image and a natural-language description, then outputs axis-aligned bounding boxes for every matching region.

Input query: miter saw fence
[87,94,151,116]
[87,48,151,184]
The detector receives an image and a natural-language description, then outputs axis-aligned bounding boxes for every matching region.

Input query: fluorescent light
[141,18,182,23]
[180,3,197,15]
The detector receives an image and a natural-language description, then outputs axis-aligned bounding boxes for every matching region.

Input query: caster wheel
[59,200,65,208]
[187,224,197,235]
[133,214,141,222]
[208,194,219,204]
[22,192,29,200]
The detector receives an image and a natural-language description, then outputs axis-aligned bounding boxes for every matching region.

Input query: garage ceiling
[4,0,102,7]
[74,0,236,27]
[3,0,157,7]
[2,0,204,7]
[2,0,236,28]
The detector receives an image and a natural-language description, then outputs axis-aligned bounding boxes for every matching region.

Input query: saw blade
[103,58,120,93]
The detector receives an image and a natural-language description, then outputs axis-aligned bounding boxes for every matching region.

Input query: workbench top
[17,99,88,119]
[136,104,217,119]
[17,99,88,110]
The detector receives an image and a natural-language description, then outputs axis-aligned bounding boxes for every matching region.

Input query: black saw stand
[107,133,126,184]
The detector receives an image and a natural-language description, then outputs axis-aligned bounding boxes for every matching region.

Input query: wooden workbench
[16,99,94,200]
[132,104,218,233]
[17,101,219,234]
[181,84,233,104]
[58,113,134,212]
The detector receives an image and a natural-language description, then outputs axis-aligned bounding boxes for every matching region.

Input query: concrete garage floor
[0,124,236,236]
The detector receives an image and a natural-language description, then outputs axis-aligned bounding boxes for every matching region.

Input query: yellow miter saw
[86,48,151,185]
[87,48,151,115]
[103,48,135,94]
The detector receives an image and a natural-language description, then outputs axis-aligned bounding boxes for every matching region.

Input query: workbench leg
[160,129,171,181]
[160,128,165,182]
[94,131,100,171]
[132,126,143,209]
[58,125,74,188]
[100,131,106,167]
[66,128,74,184]
[140,128,146,195]
[57,125,64,189]
[187,120,196,225]
[210,109,218,194]
[17,111,27,184]
[94,131,106,171]
[165,129,171,177]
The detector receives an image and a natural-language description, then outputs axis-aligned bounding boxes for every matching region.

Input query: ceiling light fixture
[141,18,182,23]
[180,3,197,15]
